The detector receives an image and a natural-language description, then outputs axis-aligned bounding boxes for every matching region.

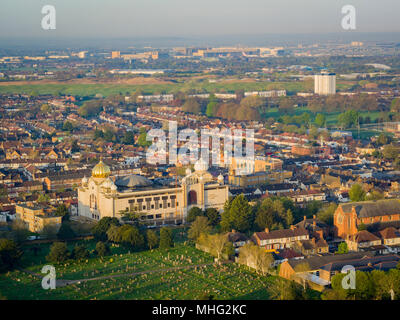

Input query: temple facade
[78,159,229,225]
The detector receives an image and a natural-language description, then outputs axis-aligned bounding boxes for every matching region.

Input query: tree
[188,216,212,241]
[187,207,203,223]
[206,101,217,117]
[317,203,337,226]
[137,127,151,147]
[204,208,220,226]
[269,278,304,300]
[0,239,22,272]
[146,230,159,250]
[72,244,89,260]
[62,121,74,132]
[46,242,70,263]
[92,217,120,241]
[182,98,201,114]
[220,195,253,233]
[95,241,110,257]
[349,184,366,202]
[120,225,144,250]
[314,113,326,128]
[55,204,69,220]
[336,242,348,254]
[106,224,122,243]
[238,243,273,275]
[209,233,228,261]
[159,227,174,249]
[122,131,135,145]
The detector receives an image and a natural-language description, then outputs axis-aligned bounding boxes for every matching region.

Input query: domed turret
[194,158,208,172]
[110,183,117,192]
[82,176,88,185]
[92,159,111,178]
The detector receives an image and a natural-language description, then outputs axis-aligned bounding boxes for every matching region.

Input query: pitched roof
[348,230,380,243]
[255,227,309,241]
[377,227,400,239]
[340,199,400,218]
[287,252,377,271]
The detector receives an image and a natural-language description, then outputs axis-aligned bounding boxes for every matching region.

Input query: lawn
[0,80,312,97]
[0,239,277,300]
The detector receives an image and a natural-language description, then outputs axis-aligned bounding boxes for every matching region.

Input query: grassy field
[0,80,313,97]
[0,239,277,300]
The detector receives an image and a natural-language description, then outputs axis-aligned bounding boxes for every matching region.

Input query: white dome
[82,176,88,184]
[186,168,192,176]
[218,174,224,183]
[194,158,208,172]
[102,178,113,189]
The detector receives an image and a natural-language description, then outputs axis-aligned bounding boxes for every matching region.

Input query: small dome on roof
[82,176,88,184]
[194,158,208,172]
[115,174,153,188]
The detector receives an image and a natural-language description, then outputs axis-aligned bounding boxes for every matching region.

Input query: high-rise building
[314,72,336,95]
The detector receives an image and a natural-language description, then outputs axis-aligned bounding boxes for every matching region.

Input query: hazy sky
[1,0,399,38]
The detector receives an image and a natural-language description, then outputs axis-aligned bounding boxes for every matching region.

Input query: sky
[0,0,400,46]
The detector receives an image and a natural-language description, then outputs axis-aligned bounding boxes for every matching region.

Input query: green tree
[336,242,348,254]
[187,207,204,223]
[95,241,110,257]
[72,244,89,260]
[120,225,144,250]
[0,239,22,272]
[122,131,135,145]
[182,98,201,114]
[317,203,337,226]
[159,227,174,249]
[204,208,220,226]
[46,242,70,263]
[221,195,253,232]
[62,121,74,132]
[349,184,366,202]
[314,113,326,128]
[146,230,159,250]
[92,217,120,241]
[188,216,212,241]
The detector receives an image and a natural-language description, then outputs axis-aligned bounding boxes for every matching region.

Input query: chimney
[265,228,269,233]
[304,215,307,221]
[312,238,316,244]
[290,225,295,230]
[231,229,236,234]
[313,215,316,220]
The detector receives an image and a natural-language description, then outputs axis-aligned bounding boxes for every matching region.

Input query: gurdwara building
[78,159,229,225]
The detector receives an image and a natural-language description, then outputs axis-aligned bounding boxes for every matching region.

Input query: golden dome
[92,160,111,178]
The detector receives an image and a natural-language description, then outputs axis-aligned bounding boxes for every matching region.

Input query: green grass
[0,80,312,97]
[0,240,277,300]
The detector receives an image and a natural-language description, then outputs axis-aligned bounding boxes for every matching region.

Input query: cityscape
[1,0,400,312]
